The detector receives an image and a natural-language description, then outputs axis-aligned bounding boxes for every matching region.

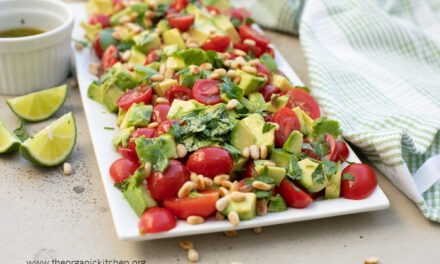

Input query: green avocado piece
[112,67,138,91]
[232,157,249,173]
[103,85,124,112]
[178,48,208,66]
[269,148,293,167]
[133,32,161,54]
[325,162,342,199]
[213,15,240,43]
[87,81,104,104]
[117,107,127,126]
[222,192,257,220]
[240,113,275,150]
[109,7,132,26]
[292,106,314,139]
[153,79,178,97]
[297,158,327,192]
[236,70,267,95]
[135,134,178,172]
[265,94,289,113]
[157,19,171,33]
[230,121,256,150]
[268,194,287,212]
[120,103,153,129]
[123,184,157,217]
[128,46,147,66]
[167,99,203,120]
[271,74,294,91]
[163,28,185,49]
[166,56,186,70]
[80,21,102,41]
[255,165,286,186]
[282,130,303,154]
[112,126,134,148]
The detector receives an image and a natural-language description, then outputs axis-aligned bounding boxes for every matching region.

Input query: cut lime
[20,112,77,167]
[0,120,21,154]
[6,84,68,122]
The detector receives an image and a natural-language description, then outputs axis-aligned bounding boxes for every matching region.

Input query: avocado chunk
[178,48,208,66]
[222,192,257,220]
[135,134,178,172]
[231,157,249,173]
[103,85,124,113]
[167,99,203,119]
[120,103,153,129]
[213,15,240,43]
[297,158,327,192]
[133,32,161,54]
[109,7,132,26]
[89,0,114,15]
[117,107,127,126]
[237,69,267,95]
[153,79,178,97]
[271,74,294,91]
[128,46,147,66]
[112,126,134,148]
[163,28,185,49]
[325,162,342,199]
[240,113,275,150]
[87,81,104,104]
[268,194,287,212]
[255,165,286,186]
[166,56,186,70]
[157,19,171,33]
[265,94,289,113]
[230,121,256,150]
[269,148,293,167]
[292,107,314,138]
[282,130,303,154]
[80,21,102,41]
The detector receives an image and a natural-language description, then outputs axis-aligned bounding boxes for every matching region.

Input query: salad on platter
[80,0,379,235]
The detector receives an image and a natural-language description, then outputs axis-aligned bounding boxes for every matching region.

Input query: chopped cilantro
[219,76,255,113]
[322,158,339,181]
[342,172,355,181]
[310,134,329,158]
[311,163,325,184]
[262,122,276,133]
[312,117,342,138]
[286,157,302,181]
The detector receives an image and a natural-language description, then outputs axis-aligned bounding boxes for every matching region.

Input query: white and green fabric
[248,0,440,221]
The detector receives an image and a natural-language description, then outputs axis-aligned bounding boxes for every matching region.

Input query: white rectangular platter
[71,3,389,241]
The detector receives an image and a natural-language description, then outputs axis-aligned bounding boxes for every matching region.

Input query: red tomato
[334,141,350,162]
[202,35,231,52]
[139,207,176,234]
[92,35,103,59]
[88,14,110,28]
[241,159,257,178]
[117,86,153,111]
[230,8,252,22]
[164,85,193,103]
[109,158,139,183]
[206,6,220,15]
[151,104,171,123]
[163,190,219,219]
[147,160,190,201]
[278,179,313,208]
[118,145,138,162]
[238,25,270,48]
[233,42,263,58]
[272,107,301,147]
[259,84,279,102]
[172,0,188,12]
[186,147,234,178]
[256,63,271,82]
[264,113,273,122]
[168,14,194,31]
[192,79,222,105]
[341,164,377,200]
[101,45,120,73]
[157,119,180,135]
[145,49,160,65]
[284,88,321,119]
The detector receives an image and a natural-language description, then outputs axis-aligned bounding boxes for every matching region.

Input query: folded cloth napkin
[248,0,440,221]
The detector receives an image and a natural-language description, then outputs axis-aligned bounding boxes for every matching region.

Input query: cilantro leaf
[262,122,276,133]
[219,76,255,113]
[178,48,208,66]
[310,134,329,158]
[286,157,302,181]
[13,120,29,142]
[322,158,339,181]
[135,135,177,172]
[312,117,342,138]
[342,172,355,181]
[311,163,325,184]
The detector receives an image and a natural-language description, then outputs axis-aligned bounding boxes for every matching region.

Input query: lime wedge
[6,84,68,122]
[0,120,21,154]
[20,112,77,167]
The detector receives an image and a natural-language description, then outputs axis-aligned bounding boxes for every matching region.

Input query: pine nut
[232,76,241,84]
[272,123,280,131]
[187,42,200,48]
[89,63,99,76]
[248,59,260,66]
[252,180,272,191]
[253,227,263,234]
[189,65,200,75]
[221,180,232,189]
[127,22,142,33]
[239,184,253,193]
[154,28,162,35]
[196,175,206,190]
[228,211,240,227]
[215,196,230,211]
[176,144,187,158]
[364,257,380,264]
[214,68,227,76]
[185,37,198,44]
[208,72,220,80]
[190,172,198,183]
[130,12,138,20]
[74,42,84,51]
[119,15,131,24]
[126,63,134,71]
[224,60,234,67]
[112,31,122,40]
[164,68,175,79]
[233,49,247,57]
[156,97,169,104]
[234,56,246,66]
[227,69,238,78]
[144,19,153,29]
[187,215,204,225]
[187,248,199,262]
[147,122,159,128]
[242,65,257,74]
[148,3,157,10]
[144,162,152,178]
[204,177,213,187]
[144,10,155,19]
[178,181,195,198]
[150,74,164,82]
[243,39,256,46]
[63,162,72,176]
[224,230,238,237]
[260,145,268,159]
[209,29,218,35]
[215,211,225,220]
[229,191,246,202]
[257,198,268,216]
[213,174,229,185]
[121,50,131,62]
[230,61,240,69]
[263,161,276,167]
[241,147,250,159]
[219,186,230,197]
[182,32,190,40]
[249,145,260,160]
[69,79,78,89]
[200,62,213,70]
[179,240,194,250]
[159,63,166,75]
[226,99,239,110]
[229,181,240,192]
[218,52,231,60]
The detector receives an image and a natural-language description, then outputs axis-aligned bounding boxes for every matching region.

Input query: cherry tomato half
[192,79,222,105]
[157,119,180,135]
[117,86,153,111]
[326,136,349,163]
[145,49,160,65]
[101,45,120,73]
[88,14,110,28]
[168,14,194,31]
[92,35,103,59]
[139,207,176,234]
[164,85,193,103]
[109,158,139,183]
[341,164,377,200]
[206,6,220,15]
[229,8,252,22]
[151,104,171,123]
[284,88,321,119]
[163,190,219,219]
[147,160,190,201]
[259,84,280,102]
[241,159,257,179]
[186,147,234,178]
[202,35,231,52]
[278,179,313,208]
[238,25,270,49]
[118,145,138,162]
[273,107,301,147]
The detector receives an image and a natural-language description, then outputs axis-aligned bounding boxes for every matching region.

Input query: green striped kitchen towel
[248,0,440,221]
